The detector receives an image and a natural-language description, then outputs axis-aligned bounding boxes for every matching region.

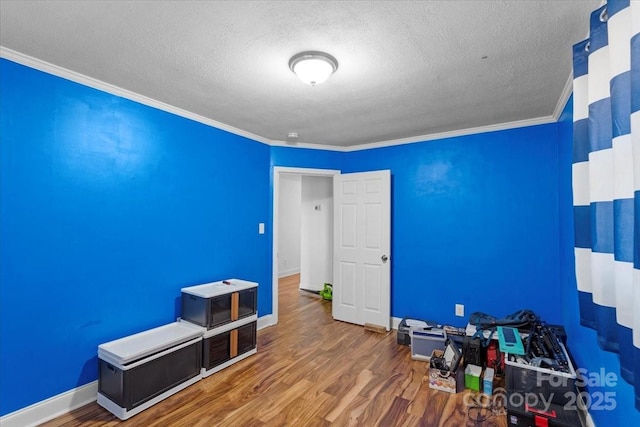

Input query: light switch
[258,223,265,234]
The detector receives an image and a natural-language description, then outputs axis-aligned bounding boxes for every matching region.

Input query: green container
[464,364,482,391]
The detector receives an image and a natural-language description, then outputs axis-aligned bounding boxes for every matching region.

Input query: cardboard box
[428,342,464,394]
[465,364,482,391]
[483,367,494,395]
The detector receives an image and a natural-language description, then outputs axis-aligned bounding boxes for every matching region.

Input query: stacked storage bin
[97,279,258,420]
[180,279,258,377]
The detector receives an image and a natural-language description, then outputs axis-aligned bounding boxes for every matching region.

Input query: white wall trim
[257,314,276,330]
[391,316,402,330]
[340,116,557,152]
[272,167,340,327]
[553,72,575,121]
[270,140,349,152]
[2,46,567,154]
[0,381,98,427]
[278,267,301,278]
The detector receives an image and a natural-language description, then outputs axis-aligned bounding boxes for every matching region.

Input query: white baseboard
[0,381,98,427]
[257,314,275,330]
[278,268,300,278]
[391,316,402,330]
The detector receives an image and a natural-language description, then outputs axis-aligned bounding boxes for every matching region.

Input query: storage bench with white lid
[97,321,203,420]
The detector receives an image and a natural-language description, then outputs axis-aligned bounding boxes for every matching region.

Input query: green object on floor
[319,283,332,301]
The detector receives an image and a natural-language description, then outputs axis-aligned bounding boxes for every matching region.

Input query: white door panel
[338,261,357,308]
[333,170,390,330]
[341,204,357,247]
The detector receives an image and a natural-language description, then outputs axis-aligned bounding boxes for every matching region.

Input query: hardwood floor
[41,274,506,426]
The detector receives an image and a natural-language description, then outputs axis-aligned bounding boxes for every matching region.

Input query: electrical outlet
[258,223,265,234]
[455,304,464,317]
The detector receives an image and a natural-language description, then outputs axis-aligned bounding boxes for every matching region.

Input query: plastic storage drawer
[410,327,446,361]
[97,322,203,420]
[181,279,257,329]
[201,318,257,377]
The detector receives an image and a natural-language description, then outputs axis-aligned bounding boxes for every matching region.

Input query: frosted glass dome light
[289,51,338,86]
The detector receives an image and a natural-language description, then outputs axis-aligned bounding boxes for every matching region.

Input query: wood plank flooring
[40,274,506,426]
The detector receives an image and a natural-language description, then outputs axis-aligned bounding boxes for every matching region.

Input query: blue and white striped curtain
[572,0,640,410]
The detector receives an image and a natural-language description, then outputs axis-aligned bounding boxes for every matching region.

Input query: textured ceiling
[0,1,599,148]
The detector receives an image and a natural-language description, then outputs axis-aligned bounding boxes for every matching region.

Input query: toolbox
[506,394,585,427]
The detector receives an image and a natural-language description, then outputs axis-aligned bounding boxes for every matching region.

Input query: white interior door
[333,170,391,330]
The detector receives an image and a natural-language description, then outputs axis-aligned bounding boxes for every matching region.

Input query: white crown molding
[266,111,560,152]
[0,381,98,427]
[270,139,349,152]
[553,72,575,121]
[341,115,557,152]
[0,47,272,146]
[1,46,567,154]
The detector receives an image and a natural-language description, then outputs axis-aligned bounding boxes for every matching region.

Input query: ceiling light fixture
[289,51,338,86]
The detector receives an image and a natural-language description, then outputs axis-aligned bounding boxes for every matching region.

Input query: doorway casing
[271,167,340,326]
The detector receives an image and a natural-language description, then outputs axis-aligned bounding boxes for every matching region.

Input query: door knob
[381,255,388,262]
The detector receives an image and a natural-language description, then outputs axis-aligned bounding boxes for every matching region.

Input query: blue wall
[558,96,640,425]
[0,59,271,415]
[343,126,563,327]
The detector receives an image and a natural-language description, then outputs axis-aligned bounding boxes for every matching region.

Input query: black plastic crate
[181,280,257,329]
[505,343,577,406]
[202,321,257,371]
[99,339,201,411]
[397,318,437,346]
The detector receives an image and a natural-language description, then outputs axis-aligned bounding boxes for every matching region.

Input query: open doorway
[272,167,339,325]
